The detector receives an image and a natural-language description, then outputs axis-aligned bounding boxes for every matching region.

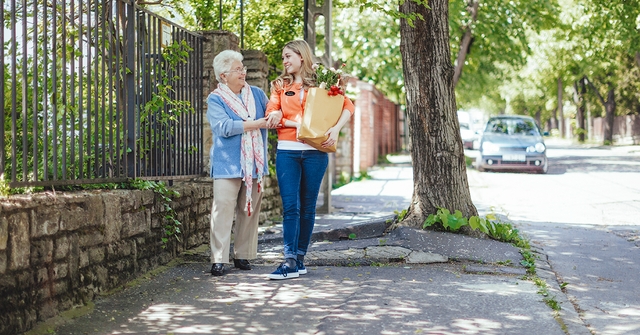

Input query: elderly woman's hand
[254,118,268,129]
[266,111,283,128]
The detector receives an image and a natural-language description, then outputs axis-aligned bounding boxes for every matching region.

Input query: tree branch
[572,80,580,105]
[137,0,163,4]
[584,76,606,106]
[452,0,479,87]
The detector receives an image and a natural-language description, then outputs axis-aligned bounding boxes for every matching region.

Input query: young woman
[265,40,354,280]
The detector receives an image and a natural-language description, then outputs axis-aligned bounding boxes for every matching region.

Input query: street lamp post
[303,0,334,214]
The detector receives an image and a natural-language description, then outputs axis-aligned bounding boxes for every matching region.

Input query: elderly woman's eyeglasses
[227,66,247,74]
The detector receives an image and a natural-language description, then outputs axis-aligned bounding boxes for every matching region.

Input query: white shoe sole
[268,272,300,280]
[298,268,307,275]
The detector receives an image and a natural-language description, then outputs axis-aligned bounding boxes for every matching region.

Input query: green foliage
[464,155,474,167]
[394,209,408,222]
[154,0,302,80]
[451,0,560,113]
[423,208,530,248]
[129,179,182,247]
[378,154,391,164]
[332,172,351,189]
[353,170,372,181]
[332,170,372,189]
[533,276,561,311]
[351,0,426,27]
[140,40,194,155]
[314,63,345,88]
[333,1,405,103]
[520,250,536,275]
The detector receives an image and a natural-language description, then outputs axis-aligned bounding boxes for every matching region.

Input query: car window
[485,118,540,136]
[513,120,537,135]
[486,120,508,134]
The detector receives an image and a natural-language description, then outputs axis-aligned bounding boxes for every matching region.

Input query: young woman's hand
[266,111,283,128]
[294,122,301,138]
[322,126,339,148]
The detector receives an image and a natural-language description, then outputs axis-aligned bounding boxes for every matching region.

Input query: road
[467,140,640,335]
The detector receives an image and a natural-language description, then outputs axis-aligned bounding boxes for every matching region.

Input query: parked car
[459,122,477,149]
[475,115,548,173]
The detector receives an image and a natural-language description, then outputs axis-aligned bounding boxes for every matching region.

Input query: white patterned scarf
[213,83,265,216]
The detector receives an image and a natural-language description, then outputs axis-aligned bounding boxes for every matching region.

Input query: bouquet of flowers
[313,63,346,96]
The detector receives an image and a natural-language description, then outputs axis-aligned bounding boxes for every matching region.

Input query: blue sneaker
[268,262,299,280]
[296,259,307,275]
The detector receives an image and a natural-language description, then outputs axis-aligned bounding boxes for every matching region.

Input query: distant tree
[449,0,558,113]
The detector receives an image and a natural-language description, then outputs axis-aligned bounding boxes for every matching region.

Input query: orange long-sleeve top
[266,82,355,142]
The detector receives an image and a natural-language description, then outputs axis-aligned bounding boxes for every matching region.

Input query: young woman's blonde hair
[271,40,316,92]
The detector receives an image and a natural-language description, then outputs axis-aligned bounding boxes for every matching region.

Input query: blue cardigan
[206,86,269,179]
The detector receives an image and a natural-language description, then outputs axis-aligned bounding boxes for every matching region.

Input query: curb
[533,250,592,335]
[258,214,396,245]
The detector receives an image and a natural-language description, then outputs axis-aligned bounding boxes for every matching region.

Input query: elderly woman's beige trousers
[210,178,262,264]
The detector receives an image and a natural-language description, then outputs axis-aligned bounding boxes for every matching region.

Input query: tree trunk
[399,0,478,229]
[585,77,616,145]
[452,0,479,88]
[557,77,564,138]
[573,79,586,142]
[578,79,587,142]
[603,88,616,144]
[550,91,558,131]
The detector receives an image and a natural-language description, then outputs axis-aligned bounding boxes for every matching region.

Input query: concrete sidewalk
[33,157,590,335]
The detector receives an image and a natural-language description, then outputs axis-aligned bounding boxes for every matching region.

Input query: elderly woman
[206,50,269,276]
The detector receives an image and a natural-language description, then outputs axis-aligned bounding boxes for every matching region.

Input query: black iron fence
[1,0,203,188]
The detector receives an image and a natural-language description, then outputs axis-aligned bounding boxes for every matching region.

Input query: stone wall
[0,183,212,335]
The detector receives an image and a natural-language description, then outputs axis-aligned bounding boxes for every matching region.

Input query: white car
[459,122,477,149]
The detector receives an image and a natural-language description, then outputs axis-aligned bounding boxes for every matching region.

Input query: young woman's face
[282,47,303,75]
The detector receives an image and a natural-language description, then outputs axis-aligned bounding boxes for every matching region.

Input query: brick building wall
[334,80,404,181]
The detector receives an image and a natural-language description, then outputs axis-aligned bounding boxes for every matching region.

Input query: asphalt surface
[468,140,640,335]
[30,154,592,335]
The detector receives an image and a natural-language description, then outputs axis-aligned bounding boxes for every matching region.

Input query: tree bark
[534,108,541,126]
[557,77,565,138]
[576,78,587,142]
[452,0,479,88]
[585,77,616,144]
[399,0,478,229]
[604,89,616,143]
[572,78,586,142]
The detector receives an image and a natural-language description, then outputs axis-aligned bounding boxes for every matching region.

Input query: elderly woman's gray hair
[213,50,244,82]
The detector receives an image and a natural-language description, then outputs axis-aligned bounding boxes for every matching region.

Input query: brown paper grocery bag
[298,87,344,153]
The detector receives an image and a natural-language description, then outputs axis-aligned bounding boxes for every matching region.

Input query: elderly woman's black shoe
[234,259,251,270]
[211,263,225,276]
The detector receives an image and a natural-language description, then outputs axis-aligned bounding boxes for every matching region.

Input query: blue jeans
[276,149,328,260]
